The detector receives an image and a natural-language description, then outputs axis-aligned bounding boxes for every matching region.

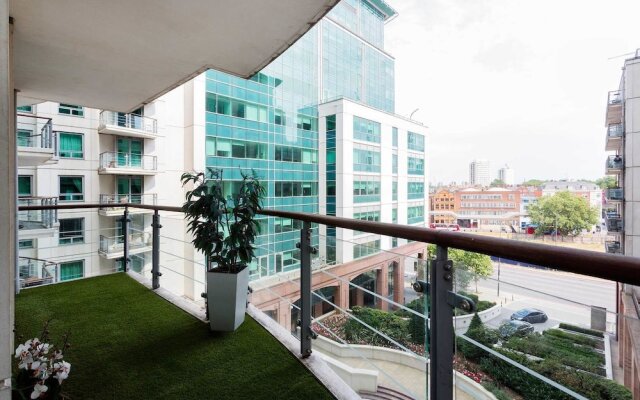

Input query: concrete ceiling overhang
[10,0,338,112]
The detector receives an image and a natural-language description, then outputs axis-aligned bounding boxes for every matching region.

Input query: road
[401,262,617,332]
[476,263,617,332]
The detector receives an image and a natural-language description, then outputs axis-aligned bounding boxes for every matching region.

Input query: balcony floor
[15,274,334,399]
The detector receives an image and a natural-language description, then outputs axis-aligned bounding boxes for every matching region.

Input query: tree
[450,249,493,293]
[490,179,505,187]
[527,191,598,237]
[427,244,492,293]
[522,179,545,187]
[595,176,617,189]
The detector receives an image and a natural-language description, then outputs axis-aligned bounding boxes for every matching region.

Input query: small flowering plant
[13,321,71,400]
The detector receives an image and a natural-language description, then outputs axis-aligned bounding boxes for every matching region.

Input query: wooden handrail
[17,203,640,285]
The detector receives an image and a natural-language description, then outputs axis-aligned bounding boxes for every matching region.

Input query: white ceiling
[10,0,337,111]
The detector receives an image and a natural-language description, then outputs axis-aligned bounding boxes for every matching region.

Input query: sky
[385,0,640,185]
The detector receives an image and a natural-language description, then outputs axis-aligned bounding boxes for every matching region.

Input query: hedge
[344,306,410,347]
[559,323,605,338]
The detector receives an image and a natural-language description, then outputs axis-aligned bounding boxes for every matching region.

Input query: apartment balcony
[605,124,624,151]
[16,201,640,400]
[98,232,152,259]
[18,197,58,238]
[17,114,58,166]
[607,188,624,202]
[98,152,158,175]
[605,155,624,174]
[18,257,58,288]
[606,90,623,126]
[605,241,622,254]
[98,193,157,216]
[98,111,159,139]
[606,214,623,233]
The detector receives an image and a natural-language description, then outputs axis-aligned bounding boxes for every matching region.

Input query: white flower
[36,343,50,354]
[53,350,63,360]
[30,360,41,370]
[30,383,48,399]
[17,353,33,370]
[15,343,29,358]
[53,361,71,384]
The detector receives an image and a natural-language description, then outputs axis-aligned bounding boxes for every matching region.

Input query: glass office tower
[203,0,397,279]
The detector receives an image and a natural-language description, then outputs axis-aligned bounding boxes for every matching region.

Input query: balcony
[98,193,157,216]
[98,111,159,139]
[607,188,624,202]
[606,90,623,126]
[605,241,622,254]
[15,273,334,399]
[18,197,58,238]
[17,114,58,166]
[98,152,158,175]
[18,257,57,288]
[605,124,623,151]
[606,155,623,174]
[98,232,152,259]
[15,201,639,400]
[606,214,623,232]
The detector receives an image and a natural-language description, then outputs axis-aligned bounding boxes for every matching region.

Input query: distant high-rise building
[498,165,515,185]
[469,159,490,186]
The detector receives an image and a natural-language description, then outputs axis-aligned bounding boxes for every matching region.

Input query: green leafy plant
[181,168,266,273]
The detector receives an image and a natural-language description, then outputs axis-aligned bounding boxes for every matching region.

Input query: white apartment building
[540,180,603,221]
[318,98,428,264]
[498,164,515,186]
[469,159,490,186]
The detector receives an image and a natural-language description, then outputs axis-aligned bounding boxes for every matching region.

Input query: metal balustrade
[99,152,157,171]
[99,110,158,135]
[17,202,640,400]
[17,197,58,230]
[606,154,623,170]
[16,114,57,154]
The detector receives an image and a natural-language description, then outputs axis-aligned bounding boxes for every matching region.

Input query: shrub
[344,306,410,347]
[457,313,499,360]
[543,328,600,347]
[481,382,511,400]
[559,323,604,338]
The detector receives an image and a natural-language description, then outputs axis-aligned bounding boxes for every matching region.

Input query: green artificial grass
[15,273,335,400]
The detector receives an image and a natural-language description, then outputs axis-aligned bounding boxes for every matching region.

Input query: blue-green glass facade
[203,0,395,279]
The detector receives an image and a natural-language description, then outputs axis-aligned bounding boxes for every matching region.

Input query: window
[60,260,84,281]
[353,116,381,143]
[17,129,33,147]
[408,181,425,200]
[392,180,398,201]
[392,154,398,174]
[58,104,84,117]
[206,137,268,160]
[408,157,424,175]
[18,176,32,197]
[392,127,398,147]
[59,218,84,245]
[408,132,425,152]
[59,132,84,159]
[273,182,318,197]
[408,205,425,224]
[59,176,84,201]
[19,239,34,249]
[353,147,381,172]
[392,208,398,223]
[17,105,33,113]
[274,145,317,164]
[353,239,380,259]
[353,177,381,203]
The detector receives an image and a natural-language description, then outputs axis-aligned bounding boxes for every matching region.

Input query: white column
[0,2,14,398]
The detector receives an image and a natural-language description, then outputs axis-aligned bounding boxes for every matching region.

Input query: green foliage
[481,382,512,400]
[344,306,410,347]
[457,314,498,360]
[559,323,604,338]
[181,168,265,273]
[476,300,495,312]
[449,249,493,292]
[543,329,600,347]
[490,178,506,187]
[528,191,598,236]
[595,176,618,189]
[522,179,546,187]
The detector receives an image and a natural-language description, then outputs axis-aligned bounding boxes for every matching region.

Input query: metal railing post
[430,245,454,400]
[298,221,317,358]
[121,207,130,272]
[151,210,162,289]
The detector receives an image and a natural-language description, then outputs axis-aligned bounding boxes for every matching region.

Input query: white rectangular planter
[206,266,249,332]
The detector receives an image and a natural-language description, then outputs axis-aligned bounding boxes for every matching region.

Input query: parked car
[510,308,548,323]
[498,320,535,339]
[447,224,460,231]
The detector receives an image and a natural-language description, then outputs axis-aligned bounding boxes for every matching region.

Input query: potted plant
[181,168,265,332]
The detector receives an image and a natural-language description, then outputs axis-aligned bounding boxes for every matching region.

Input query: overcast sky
[385,0,640,185]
